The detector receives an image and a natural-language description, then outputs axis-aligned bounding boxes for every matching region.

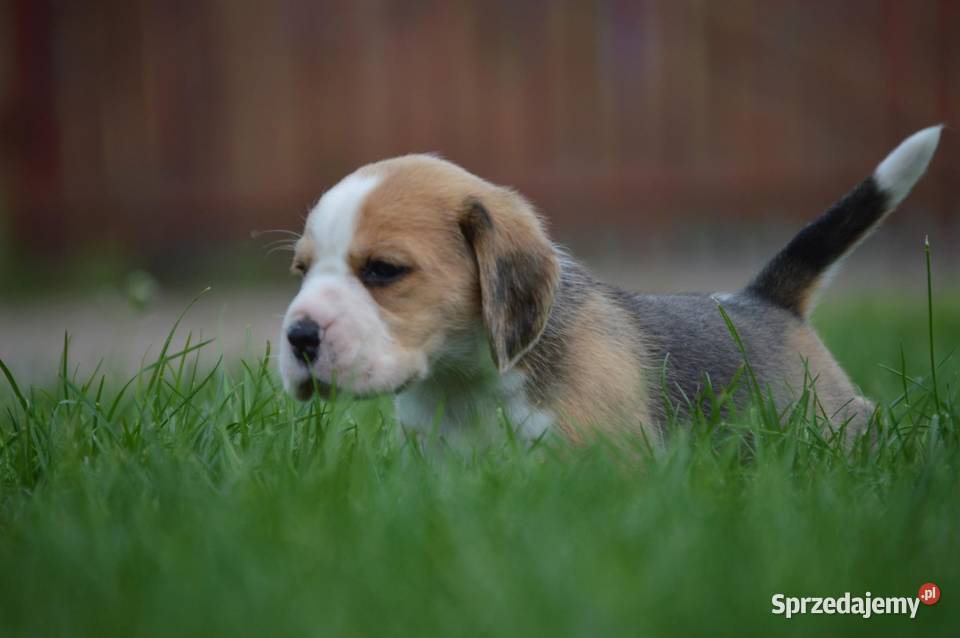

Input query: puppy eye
[360,259,410,287]
[292,261,308,276]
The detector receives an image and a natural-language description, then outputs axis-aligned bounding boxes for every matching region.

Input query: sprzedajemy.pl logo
[771,583,940,620]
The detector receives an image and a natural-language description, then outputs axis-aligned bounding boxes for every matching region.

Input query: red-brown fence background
[2,0,958,258]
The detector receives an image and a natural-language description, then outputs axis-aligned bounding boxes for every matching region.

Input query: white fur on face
[278,172,429,397]
[305,173,378,275]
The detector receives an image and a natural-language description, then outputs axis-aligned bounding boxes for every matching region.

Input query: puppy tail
[744,125,943,318]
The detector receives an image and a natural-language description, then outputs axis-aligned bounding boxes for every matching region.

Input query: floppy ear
[459,193,560,372]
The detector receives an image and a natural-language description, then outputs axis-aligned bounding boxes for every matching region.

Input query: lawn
[0,284,958,637]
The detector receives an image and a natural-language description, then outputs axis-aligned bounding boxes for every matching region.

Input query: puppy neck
[393,326,554,440]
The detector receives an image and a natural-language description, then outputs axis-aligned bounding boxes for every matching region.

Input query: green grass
[1,282,959,637]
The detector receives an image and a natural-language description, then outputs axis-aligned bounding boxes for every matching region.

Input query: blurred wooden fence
[1,0,957,254]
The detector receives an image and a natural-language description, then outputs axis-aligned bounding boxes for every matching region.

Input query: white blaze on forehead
[305,172,381,274]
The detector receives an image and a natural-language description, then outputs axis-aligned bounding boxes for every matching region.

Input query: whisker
[250,229,301,239]
[261,239,298,250]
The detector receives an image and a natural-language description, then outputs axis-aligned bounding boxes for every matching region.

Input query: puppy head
[279,155,559,400]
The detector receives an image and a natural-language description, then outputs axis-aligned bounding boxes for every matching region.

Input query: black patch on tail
[744,177,889,317]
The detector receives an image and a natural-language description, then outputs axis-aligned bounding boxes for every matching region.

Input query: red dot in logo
[918,583,940,606]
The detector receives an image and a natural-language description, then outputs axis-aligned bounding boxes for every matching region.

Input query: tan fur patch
[530,292,654,440]
[347,157,489,356]
[785,325,874,431]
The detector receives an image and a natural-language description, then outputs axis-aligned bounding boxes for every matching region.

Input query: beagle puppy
[279,126,942,441]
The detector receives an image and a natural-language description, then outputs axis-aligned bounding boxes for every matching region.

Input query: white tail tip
[874,125,943,208]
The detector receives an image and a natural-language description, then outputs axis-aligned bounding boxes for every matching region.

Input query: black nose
[287,318,323,364]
